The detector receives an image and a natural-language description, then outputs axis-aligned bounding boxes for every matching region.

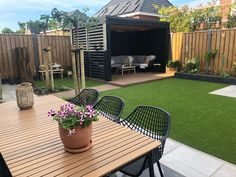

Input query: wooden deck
[109,72,174,86]
[0,95,160,177]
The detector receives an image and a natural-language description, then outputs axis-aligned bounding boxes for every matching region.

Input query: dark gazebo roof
[94,0,172,18]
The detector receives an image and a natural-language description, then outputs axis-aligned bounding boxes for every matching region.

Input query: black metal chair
[0,153,12,177]
[94,96,125,122]
[67,89,99,107]
[119,106,171,177]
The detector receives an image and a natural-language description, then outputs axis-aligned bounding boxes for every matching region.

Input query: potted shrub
[48,103,98,153]
[166,60,181,73]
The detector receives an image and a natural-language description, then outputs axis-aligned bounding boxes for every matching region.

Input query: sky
[0,0,208,31]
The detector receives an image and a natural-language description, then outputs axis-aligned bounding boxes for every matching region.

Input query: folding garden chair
[119,106,171,177]
[94,96,124,122]
[0,153,12,177]
[67,89,99,107]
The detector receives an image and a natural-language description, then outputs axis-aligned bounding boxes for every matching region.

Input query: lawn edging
[174,72,236,85]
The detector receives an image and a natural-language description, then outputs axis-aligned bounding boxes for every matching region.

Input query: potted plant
[48,103,98,153]
[166,60,181,72]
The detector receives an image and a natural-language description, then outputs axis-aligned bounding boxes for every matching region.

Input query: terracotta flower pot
[59,124,93,153]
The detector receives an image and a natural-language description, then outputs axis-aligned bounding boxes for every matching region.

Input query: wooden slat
[0,95,160,177]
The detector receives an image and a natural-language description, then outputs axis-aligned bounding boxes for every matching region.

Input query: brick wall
[221,0,233,21]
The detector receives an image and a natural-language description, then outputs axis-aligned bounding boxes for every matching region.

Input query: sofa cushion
[111,56,122,64]
[133,55,145,63]
[123,56,134,66]
[144,55,156,64]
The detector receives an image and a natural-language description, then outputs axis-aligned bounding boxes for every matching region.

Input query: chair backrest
[0,153,12,177]
[120,106,170,161]
[94,96,125,122]
[68,89,99,107]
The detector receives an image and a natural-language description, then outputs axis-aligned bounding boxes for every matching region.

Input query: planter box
[174,72,236,85]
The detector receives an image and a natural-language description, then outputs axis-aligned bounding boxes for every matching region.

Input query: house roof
[94,0,172,18]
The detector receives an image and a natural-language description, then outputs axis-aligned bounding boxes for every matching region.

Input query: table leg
[148,152,155,177]
[122,68,123,75]
[61,72,63,78]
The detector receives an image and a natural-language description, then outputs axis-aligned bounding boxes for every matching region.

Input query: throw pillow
[127,56,134,66]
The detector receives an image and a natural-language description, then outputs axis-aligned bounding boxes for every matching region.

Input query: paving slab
[211,163,236,177]
[163,138,181,156]
[210,85,236,98]
[1,84,16,102]
[160,145,224,177]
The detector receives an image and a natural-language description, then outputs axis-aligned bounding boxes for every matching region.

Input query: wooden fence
[0,34,71,79]
[171,29,236,74]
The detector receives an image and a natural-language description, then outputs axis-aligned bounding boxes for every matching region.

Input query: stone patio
[115,139,236,177]
[210,85,236,98]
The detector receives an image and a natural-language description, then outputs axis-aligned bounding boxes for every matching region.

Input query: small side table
[153,63,161,72]
[116,65,136,75]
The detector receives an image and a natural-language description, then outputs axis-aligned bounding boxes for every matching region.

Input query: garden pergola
[72,16,170,81]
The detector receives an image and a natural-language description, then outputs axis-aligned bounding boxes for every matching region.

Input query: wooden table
[39,68,64,80]
[116,65,136,75]
[0,95,161,177]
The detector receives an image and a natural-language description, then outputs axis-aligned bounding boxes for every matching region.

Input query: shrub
[185,58,200,74]
[167,60,181,71]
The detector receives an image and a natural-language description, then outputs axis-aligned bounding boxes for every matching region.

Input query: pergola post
[47,47,54,92]
[71,47,79,95]
[43,48,50,90]
[80,46,86,89]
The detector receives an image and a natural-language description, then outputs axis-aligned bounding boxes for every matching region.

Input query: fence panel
[171,29,236,74]
[0,34,71,79]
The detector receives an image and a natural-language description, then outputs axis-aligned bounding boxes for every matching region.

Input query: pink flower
[48,109,55,117]
[80,118,84,125]
[58,110,66,119]
[68,129,75,136]
[85,110,96,118]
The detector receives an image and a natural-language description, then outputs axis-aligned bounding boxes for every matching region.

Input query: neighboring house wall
[40,30,70,36]
[221,0,234,21]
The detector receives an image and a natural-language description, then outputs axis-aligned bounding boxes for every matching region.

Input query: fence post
[32,34,40,79]
[207,30,212,52]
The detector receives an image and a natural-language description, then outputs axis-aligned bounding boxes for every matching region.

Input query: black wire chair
[67,89,99,107]
[94,96,125,122]
[0,153,12,177]
[119,106,171,177]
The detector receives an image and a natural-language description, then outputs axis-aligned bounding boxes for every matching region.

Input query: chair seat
[120,157,147,176]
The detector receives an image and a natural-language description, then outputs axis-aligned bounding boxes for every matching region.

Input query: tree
[52,8,98,91]
[155,0,222,32]
[16,22,26,34]
[225,3,236,28]
[1,27,15,34]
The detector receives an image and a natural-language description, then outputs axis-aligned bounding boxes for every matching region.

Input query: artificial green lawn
[34,78,104,89]
[100,78,236,164]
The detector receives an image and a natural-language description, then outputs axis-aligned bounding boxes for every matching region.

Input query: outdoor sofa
[111,55,156,69]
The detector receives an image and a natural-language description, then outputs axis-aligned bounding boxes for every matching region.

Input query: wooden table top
[0,95,161,177]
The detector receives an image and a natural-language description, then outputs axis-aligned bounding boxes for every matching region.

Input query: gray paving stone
[160,146,224,177]
[163,138,181,156]
[211,163,236,177]
[210,85,236,98]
